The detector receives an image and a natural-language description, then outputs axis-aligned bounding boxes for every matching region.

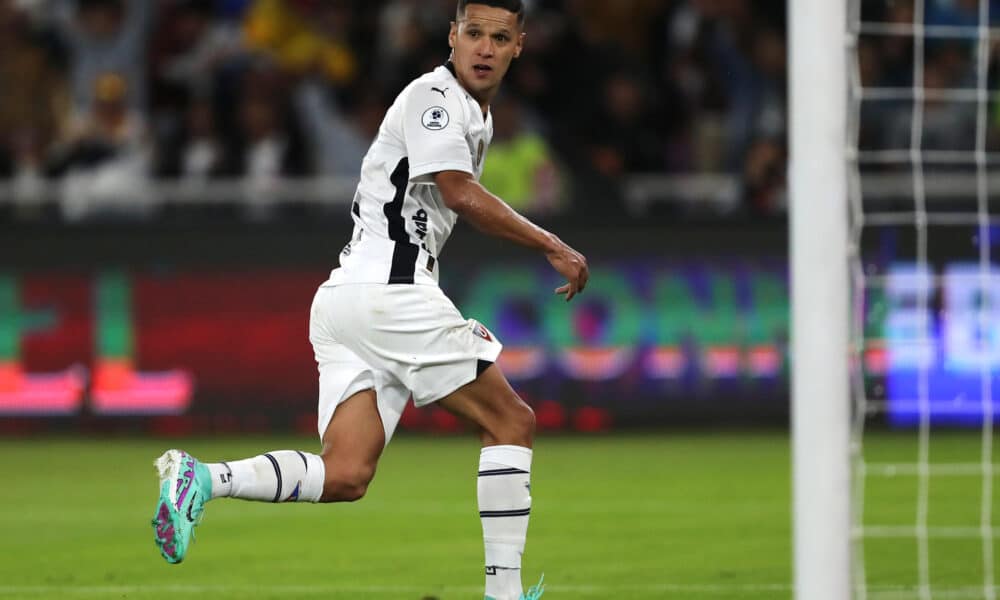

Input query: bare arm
[434,170,589,301]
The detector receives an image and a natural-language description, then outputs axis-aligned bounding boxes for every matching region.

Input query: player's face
[449,4,524,103]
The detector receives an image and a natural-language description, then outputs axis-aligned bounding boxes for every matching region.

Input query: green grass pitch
[0,431,997,598]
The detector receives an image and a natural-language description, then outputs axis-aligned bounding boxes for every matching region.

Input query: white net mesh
[848,0,999,597]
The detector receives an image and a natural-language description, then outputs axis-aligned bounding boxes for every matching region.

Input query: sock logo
[283,481,302,502]
[485,566,497,576]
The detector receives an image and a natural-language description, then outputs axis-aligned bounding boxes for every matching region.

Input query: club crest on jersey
[422,106,449,130]
[472,321,493,342]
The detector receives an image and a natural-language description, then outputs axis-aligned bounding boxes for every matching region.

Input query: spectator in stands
[242,0,358,90]
[149,0,244,111]
[52,0,154,115]
[51,72,153,220]
[479,94,564,216]
[742,137,785,216]
[746,26,786,141]
[559,0,663,55]
[715,19,786,170]
[156,96,224,181]
[886,41,977,153]
[648,1,728,172]
[0,1,859,221]
[375,0,429,69]
[870,1,917,89]
[211,64,309,217]
[372,0,456,94]
[216,66,308,177]
[926,0,1000,27]
[855,37,897,155]
[295,80,387,178]
[585,70,667,177]
[54,72,147,167]
[0,0,68,202]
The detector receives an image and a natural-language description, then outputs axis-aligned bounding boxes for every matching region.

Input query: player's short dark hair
[457,0,525,26]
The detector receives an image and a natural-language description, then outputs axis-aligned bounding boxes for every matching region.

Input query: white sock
[479,445,532,600]
[207,450,325,502]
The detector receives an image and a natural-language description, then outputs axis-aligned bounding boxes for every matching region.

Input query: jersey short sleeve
[403,82,474,183]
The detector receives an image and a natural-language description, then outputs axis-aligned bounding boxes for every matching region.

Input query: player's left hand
[548,241,588,302]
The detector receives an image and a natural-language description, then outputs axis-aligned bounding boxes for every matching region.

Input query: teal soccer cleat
[485,574,545,600]
[521,574,545,600]
[151,449,212,564]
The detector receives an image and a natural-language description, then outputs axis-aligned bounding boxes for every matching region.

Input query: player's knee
[488,394,535,446]
[323,463,375,502]
[512,400,536,439]
[338,480,369,502]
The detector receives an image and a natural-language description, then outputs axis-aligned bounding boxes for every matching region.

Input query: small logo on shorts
[472,321,493,342]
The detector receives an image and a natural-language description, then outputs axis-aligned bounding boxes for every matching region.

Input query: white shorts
[308,283,503,444]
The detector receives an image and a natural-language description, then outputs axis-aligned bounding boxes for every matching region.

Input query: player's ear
[449,21,457,50]
[513,31,525,59]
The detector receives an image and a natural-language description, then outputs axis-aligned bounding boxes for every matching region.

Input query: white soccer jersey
[327,63,493,286]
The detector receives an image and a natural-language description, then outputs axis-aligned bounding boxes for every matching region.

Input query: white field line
[0,583,792,597]
[6,583,1000,597]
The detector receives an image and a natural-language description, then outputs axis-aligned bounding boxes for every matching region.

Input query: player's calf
[479,443,534,600]
[438,365,541,599]
[205,450,326,503]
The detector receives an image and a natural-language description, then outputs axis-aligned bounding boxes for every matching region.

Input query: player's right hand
[547,243,589,302]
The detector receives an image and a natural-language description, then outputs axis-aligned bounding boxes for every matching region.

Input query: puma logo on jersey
[431,87,449,98]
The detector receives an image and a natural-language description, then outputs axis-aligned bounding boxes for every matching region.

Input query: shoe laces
[191,500,206,525]
[521,574,545,600]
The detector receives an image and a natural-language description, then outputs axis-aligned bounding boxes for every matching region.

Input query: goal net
[795,0,999,598]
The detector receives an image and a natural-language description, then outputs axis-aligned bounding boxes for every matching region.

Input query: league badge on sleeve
[422,106,449,130]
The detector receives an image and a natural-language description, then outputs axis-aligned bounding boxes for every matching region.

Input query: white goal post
[790,0,852,598]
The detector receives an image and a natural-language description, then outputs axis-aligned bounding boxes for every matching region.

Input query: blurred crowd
[1,0,791,221]
[857,0,1000,159]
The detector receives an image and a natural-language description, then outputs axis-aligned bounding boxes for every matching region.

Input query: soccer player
[150,2,587,599]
